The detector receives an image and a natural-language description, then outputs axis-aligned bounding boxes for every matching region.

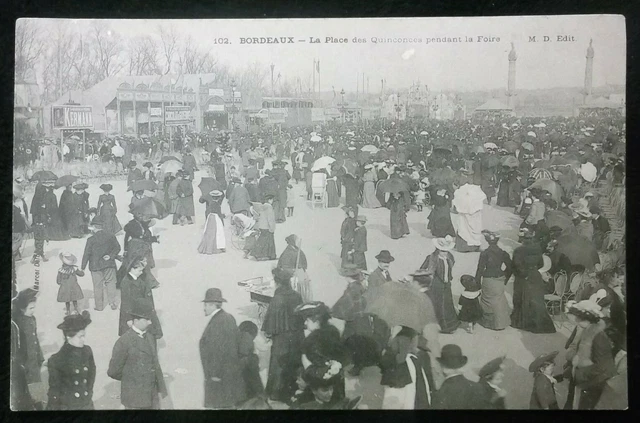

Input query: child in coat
[238,321,265,400]
[286,185,295,217]
[56,252,85,315]
[528,351,565,409]
[458,275,483,334]
[414,178,429,212]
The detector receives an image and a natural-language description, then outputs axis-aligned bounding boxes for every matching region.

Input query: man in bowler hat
[432,344,487,409]
[107,298,167,409]
[199,288,246,409]
[368,250,395,290]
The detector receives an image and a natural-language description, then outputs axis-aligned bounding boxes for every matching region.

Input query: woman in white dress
[198,190,226,254]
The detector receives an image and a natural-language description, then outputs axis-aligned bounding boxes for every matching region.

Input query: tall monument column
[584,39,594,104]
[507,42,517,107]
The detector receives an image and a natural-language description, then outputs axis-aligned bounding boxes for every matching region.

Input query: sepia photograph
[10,15,626,410]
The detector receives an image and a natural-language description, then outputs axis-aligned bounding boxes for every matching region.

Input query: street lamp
[230,78,237,131]
[340,88,346,123]
[395,93,402,120]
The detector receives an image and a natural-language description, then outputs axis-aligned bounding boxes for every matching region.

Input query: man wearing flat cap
[108,298,167,409]
[199,288,246,409]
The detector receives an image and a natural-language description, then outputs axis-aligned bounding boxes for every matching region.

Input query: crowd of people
[11,112,626,410]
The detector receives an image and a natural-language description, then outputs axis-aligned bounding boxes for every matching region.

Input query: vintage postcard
[11,15,625,410]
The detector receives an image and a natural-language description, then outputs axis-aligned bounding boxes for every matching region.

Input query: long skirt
[340,244,353,269]
[273,197,286,223]
[251,230,276,260]
[266,332,304,402]
[198,213,226,254]
[98,210,122,235]
[362,181,382,208]
[455,211,483,251]
[67,212,85,238]
[511,273,556,334]
[291,269,312,302]
[390,208,410,239]
[427,277,460,333]
[46,214,70,241]
[455,234,480,253]
[427,206,456,238]
[375,181,387,207]
[352,251,367,271]
[343,316,381,368]
[327,180,339,208]
[479,276,511,330]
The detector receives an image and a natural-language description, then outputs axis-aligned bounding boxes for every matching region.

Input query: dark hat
[89,217,104,228]
[57,310,92,332]
[285,234,300,246]
[232,177,242,184]
[589,205,601,214]
[294,301,330,319]
[437,344,468,369]
[342,264,363,279]
[263,194,275,201]
[73,183,85,190]
[238,320,259,338]
[143,162,153,168]
[478,356,506,379]
[303,362,342,388]
[375,250,395,263]
[12,288,38,311]
[100,183,113,191]
[460,275,479,292]
[341,205,355,214]
[481,230,500,243]
[528,351,559,372]
[128,161,137,168]
[355,215,367,223]
[272,267,293,283]
[202,288,227,303]
[129,298,154,320]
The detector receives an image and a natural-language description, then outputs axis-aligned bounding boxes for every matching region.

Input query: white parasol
[534,122,547,128]
[452,184,487,215]
[62,144,70,155]
[580,162,597,182]
[527,131,537,138]
[310,135,322,142]
[311,156,336,172]
[361,145,379,153]
[483,142,498,150]
[346,131,355,137]
[112,145,125,157]
[420,131,428,135]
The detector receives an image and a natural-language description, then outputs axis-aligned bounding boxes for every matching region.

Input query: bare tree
[128,36,161,76]
[41,22,82,102]
[176,36,214,74]
[87,22,125,81]
[238,61,269,94]
[15,19,46,83]
[158,24,178,75]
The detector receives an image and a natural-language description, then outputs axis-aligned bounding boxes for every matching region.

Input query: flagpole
[317,60,320,106]
[312,59,316,98]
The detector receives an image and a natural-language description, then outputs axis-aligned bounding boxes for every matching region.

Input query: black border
[1,1,637,423]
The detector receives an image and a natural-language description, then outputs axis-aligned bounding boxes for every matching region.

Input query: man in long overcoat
[182,147,198,180]
[175,173,195,224]
[199,288,246,409]
[227,178,252,216]
[108,298,167,409]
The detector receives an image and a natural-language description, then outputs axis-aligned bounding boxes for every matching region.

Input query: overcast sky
[28,15,625,92]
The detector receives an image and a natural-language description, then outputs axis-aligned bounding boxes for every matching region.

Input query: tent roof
[474,98,512,111]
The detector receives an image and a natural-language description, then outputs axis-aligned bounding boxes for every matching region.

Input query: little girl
[415,177,429,212]
[458,275,483,334]
[56,252,85,316]
[238,321,265,400]
[287,184,295,217]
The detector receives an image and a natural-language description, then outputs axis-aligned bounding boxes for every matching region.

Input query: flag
[316,60,320,73]
[332,86,336,99]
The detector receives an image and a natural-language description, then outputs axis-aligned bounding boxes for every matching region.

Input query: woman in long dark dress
[388,192,410,239]
[339,206,357,270]
[47,312,96,410]
[118,209,159,288]
[67,185,86,238]
[96,184,122,235]
[427,189,456,238]
[497,167,522,208]
[420,236,460,334]
[30,182,51,262]
[476,231,513,330]
[292,302,347,407]
[43,185,70,241]
[510,228,556,334]
[278,234,311,302]
[58,184,74,232]
[262,268,305,403]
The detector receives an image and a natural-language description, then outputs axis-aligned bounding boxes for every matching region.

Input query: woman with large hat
[294,362,351,409]
[43,179,70,242]
[96,184,122,235]
[475,230,513,331]
[292,301,347,407]
[198,190,226,255]
[510,228,556,334]
[419,236,460,334]
[278,234,312,302]
[46,311,95,410]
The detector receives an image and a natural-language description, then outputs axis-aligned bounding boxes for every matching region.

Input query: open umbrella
[379,178,410,195]
[528,178,563,202]
[556,233,600,270]
[361,145,379,153]
[545,210,574,232]
[452,183,487,214]
[198,177,223,196]
[503,140,518,153]
[580,162,597,182]
[55,175,78,188]
[129,197,159,218]
[365,282,437,332]
[311,156,336,172]
[429,168,456,187]
[131,179,158,192]
[159,155,182,164]
[111,145,125,157]
[160,160,182,175]
[521,142,534,151]
[31,170,58,182]
[529,168,554,181]
[501,155,519,168]
[310,135,322,142]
